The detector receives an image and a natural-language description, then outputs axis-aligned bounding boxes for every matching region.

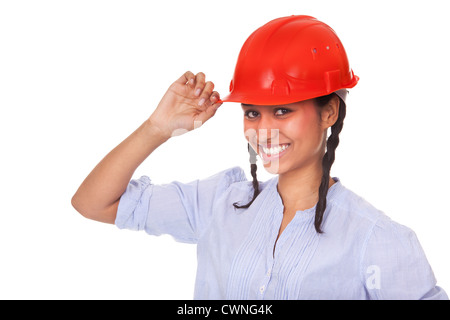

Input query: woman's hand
[148,71,223,139]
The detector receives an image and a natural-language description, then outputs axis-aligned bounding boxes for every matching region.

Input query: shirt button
[259,285,265,294]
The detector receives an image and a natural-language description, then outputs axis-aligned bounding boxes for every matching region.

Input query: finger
[211,99,223,110]
[196,101,222,124]
[175,70,195,86]
[194,72,206,97]
[197,81,215,106]
[209,91,220,105]
[206,95,223,114]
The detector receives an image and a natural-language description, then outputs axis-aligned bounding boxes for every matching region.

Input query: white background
[1,0,449,299]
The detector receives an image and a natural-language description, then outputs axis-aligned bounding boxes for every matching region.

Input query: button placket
[259,204,281,298]
[259,264,274,298]
[259,285,265,294]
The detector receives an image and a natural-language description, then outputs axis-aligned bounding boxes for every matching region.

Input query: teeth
[262,144,290,156]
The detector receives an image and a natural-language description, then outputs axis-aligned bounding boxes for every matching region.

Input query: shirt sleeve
[361,216,448,300]
[114,166,247,244]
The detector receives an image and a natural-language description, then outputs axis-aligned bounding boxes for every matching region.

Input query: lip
[258,143,291,162]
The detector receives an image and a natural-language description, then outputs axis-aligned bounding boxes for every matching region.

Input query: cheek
[285,111,319,142]
[243,122,258,145]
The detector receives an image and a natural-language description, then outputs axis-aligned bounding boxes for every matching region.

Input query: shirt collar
[269,175,343,217]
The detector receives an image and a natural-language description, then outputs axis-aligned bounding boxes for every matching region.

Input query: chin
[261,160,286,175]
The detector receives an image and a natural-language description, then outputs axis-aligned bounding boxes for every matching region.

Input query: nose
[256,116,280,145]
[257,129,280,146]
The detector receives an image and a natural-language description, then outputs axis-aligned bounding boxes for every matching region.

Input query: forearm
[72,70,221,224]
[72,119,169,222]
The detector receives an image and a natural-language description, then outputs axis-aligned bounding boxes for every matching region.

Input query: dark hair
[233,93,346,233]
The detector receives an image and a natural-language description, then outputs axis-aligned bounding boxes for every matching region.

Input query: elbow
[71,193,94,220]
[71,193,118,224]
[71,193,86,217]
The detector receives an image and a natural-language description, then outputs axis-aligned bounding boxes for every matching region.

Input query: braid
[233,143,260,209]
[315,95,346,233]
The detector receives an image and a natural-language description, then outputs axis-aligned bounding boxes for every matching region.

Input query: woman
[72,15,447,299]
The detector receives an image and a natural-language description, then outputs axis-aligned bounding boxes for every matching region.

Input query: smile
[258,143,291,160]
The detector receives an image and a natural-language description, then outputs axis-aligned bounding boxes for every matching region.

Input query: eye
[274,108,291,116]
[244,110,259,119]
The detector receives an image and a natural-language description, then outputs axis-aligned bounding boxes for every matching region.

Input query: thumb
[196,101,222,124]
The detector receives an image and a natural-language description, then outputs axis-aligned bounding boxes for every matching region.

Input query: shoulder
[327,180,388,229]
[202,166,276,205]
[326,180,418,245]
[329,179,423,260]
[199,166,252,196]
[202,166,248,185]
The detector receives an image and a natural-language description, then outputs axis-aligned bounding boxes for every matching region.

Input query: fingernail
[198,98,205,106]
[189,79,195,85]
[195,88,201,96]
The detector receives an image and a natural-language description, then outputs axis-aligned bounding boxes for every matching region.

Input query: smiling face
[242,99,334,175]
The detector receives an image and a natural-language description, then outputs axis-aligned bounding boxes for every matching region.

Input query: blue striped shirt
[115,166,447,299]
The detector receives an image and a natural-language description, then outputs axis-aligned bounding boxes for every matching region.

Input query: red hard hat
[221,15,359,105]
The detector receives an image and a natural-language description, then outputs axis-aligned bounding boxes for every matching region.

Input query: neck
[276,161,335,211]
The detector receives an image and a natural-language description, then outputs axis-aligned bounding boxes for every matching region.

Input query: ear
[320,95,340,129]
